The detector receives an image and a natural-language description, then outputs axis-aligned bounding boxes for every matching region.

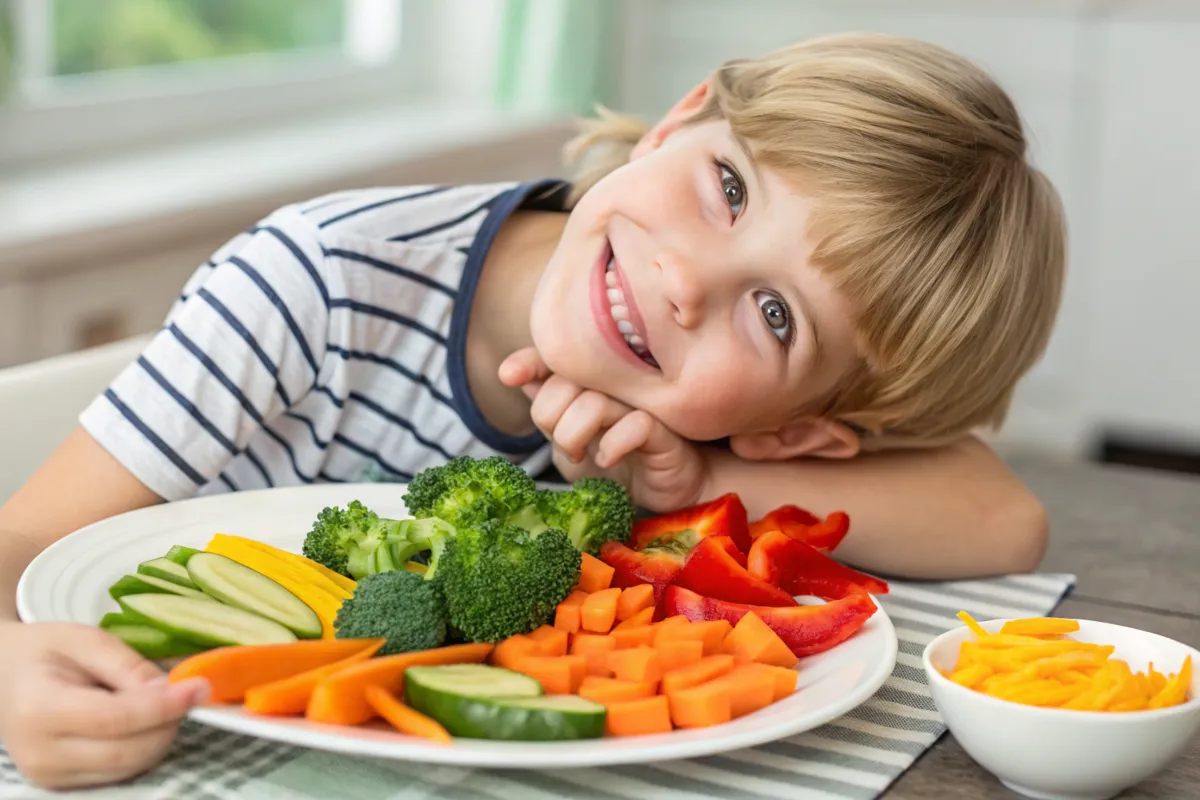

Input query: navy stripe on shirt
[103,388,205,486]
[228,256,320,376]
[324,344,454,408]
[332,433,413,480]
[388,195,497,242]
[136,356,237,456]
[324,248,457,298]
[318,185,452,229]
[328,298,446,345]
[262,225,330,310]
[197,288,293,408]
[348,391,457,461]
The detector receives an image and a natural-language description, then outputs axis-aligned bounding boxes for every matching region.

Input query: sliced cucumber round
[118,593,297,647]
[405,664,603,740]
[186,552,322,639]
[137,557,199,590]
[108,573,216,602]
[106,624,208,659]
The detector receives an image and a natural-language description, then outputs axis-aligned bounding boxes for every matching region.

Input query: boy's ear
[630,81,710,160]
[728,419,861,462]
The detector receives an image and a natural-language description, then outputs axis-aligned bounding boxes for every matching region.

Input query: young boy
[0,33,1063,789]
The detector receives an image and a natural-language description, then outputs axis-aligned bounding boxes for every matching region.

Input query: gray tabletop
[888,458,1200,799]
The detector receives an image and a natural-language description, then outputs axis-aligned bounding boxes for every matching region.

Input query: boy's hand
[499,348,708,513]
[0,621,210,790]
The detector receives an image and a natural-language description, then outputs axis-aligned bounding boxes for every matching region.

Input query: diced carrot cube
[581,587,622,633]
[720,612,799,668]
[554,590,588,633]
[579,676,658,705]
[666,681,733,728]
[577,553,615,592]
[660,654,736,694]
[708,665,776,717]
[612,607,655,631]
[744,663,799,700]
[491,635,540,669]
[605,696,673,736]
[615,584,656,621]
[655,620,733,656]
[607,646,663,684]
[509,655,588,694]
[656,639,704,672]
[528,625,570,657]
[571,633,618,676]
[611,625,657,649]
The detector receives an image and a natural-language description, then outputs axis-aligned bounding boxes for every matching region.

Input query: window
[1,0,414,170]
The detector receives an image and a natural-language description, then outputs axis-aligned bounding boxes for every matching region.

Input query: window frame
[0,0,435,171]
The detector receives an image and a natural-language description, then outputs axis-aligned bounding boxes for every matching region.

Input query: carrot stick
[581,588,622,633]
[244,640,386,715]
[615,584,656,621]
[306,643,493,726]
[365,686,452,744]
[576,553,615,592]
[168,638,385,703]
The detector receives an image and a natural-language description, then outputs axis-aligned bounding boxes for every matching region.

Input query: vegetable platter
[17,457,897,768]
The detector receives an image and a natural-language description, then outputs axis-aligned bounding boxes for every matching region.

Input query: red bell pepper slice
[747,531,889,599]
[630,493,751,555]
[673,535,797,608]
[659,584,878,656]
[749,506,851,554]
[598,541,684,603]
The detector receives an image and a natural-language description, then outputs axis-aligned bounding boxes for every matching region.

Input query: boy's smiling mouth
[603,245,659,369]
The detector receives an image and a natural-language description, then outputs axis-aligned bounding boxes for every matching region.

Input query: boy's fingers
[60,626,165,691]
[596,411,656,467]
[498,347,552,388]
[549,392,631,462]
[527,376,585,439]
[53,677,209,739]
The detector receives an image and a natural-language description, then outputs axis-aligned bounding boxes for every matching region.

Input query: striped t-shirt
[79,179,569,501]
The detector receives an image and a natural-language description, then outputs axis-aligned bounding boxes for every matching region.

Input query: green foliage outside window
[51,0,345,77]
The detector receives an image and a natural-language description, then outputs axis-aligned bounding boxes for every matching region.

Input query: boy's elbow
[998,488,1050,574]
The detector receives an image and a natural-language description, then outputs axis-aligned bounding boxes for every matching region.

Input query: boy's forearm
[698,436,1048,580]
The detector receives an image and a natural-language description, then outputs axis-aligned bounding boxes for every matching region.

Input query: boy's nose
[656,251,708,329]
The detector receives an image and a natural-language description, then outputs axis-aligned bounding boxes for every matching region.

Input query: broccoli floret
[438,521,581,643]
[302,501,452,580]
[534,477,634,555]
[403,455,537,530]
[333,570,448,655]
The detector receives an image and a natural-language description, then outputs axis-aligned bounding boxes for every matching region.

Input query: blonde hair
[564,32,1066,449]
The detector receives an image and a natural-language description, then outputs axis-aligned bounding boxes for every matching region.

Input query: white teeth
[617,320,636,336]
[610,304,629,321]
[604,268,618,288]
[607,288,624,305]
[628,334,645,348]
[604,250,658,368]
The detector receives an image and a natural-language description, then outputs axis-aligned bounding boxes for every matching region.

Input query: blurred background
[1,0,1198,482]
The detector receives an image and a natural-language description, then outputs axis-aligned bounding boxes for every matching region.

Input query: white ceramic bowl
[923,618,1200,800]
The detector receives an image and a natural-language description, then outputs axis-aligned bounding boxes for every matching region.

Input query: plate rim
[17,481,899,768]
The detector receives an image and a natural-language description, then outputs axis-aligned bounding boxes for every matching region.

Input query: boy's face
[530,116,863,453]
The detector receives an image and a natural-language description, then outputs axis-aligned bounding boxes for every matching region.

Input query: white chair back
[0,336,150,502]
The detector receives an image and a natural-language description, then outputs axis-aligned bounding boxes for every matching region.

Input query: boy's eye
[754,290,793,346]
[718,162,746,218]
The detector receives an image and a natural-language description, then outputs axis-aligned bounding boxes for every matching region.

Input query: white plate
[17,482,897,769]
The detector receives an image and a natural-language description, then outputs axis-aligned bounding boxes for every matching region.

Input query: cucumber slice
[137,557,199,589]
[405,665,604,740]
[105,624,208,659]
[98,611,133,628]
[186,552,322,639]
[108,573,216,602]
[165,545,201,566]
[118,593,297,647]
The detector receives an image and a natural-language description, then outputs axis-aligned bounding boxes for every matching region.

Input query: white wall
[613,0,1200,458]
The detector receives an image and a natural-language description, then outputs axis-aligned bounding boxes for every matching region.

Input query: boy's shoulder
[283,179,571,247]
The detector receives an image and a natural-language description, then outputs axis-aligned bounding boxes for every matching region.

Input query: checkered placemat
[0,572,1076,800]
